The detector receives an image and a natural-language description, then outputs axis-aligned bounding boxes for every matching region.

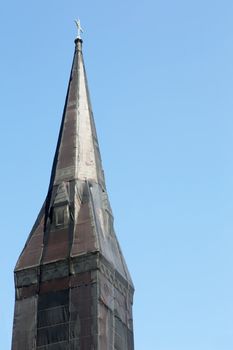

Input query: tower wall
[12,254,133,349]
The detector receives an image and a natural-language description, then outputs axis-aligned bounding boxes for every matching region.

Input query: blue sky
[1,1,233,349]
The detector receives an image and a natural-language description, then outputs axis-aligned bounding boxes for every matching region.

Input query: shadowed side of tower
[11,37,134,349]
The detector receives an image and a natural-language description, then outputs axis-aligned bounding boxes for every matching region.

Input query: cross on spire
[75,19,83,39]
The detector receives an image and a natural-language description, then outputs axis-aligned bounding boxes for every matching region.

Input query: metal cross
[75,19,83,39]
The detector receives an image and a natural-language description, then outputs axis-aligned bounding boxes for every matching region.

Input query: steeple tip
[74,37,83,52]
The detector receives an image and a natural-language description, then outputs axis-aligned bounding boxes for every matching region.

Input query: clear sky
[1,1,233,349]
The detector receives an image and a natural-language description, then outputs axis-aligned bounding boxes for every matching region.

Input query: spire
[15,35,133,285]
[49,36,106,190]
[12,32,134,350]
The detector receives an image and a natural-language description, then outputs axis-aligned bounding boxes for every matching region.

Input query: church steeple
[50,38,105,189]
[12,32,134,350]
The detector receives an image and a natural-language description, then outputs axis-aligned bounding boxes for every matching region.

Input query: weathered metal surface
[41,260,69,282]
[114,316,128,349]
[12,37,134,350]
[70,281,97,348]
[70,270,93,288]
[99,272,114,311]
[70,253,98,275]
[71,184,97,256]
[12,296,37,350]
[40,277,70,294]
[16,207,45,270]
[17,284,38,299]
[42,228,69,263]
[16,267,38,287]
[37,289,69,347]
[98,303,113,350]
